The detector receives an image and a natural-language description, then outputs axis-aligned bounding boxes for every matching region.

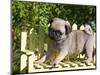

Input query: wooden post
[20,25,28,72]
[80,25,84,30]
[20,54,27,71]
[72,23,77,30]
[29,54,37,72]
[29,28,34,50]
[21,32,27,52]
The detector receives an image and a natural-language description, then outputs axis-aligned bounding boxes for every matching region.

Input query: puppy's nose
[56,32,60,37]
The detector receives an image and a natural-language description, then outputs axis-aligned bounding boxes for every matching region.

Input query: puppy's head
[48,18,71,41]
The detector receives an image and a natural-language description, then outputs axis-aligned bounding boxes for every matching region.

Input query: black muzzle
[48,27,63,41]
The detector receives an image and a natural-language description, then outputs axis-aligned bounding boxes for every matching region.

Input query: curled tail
[84,24,93,35]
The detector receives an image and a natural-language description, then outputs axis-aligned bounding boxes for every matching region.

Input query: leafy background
[12,0,96,74]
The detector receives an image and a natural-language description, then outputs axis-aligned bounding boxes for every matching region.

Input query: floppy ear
[49,19,53,24]
[65,21,72,34]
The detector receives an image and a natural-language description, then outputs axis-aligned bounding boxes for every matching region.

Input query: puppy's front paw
[86,58,92,63]
[51,62,57,67]
[84,58,93,66]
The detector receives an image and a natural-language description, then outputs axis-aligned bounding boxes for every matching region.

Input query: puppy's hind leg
[51,50,68,67]
[85,37,94,63]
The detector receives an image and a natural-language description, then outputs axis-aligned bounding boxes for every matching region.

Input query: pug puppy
[34,18,94,66]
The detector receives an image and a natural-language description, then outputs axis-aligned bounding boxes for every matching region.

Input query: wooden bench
[20,24,96,73]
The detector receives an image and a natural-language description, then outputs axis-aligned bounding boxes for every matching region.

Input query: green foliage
[12,0,96,73]
[12,1,96,31]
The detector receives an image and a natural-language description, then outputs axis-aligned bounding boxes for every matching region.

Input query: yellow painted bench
[20,24,96,73]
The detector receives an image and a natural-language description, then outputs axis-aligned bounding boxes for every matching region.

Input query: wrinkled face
[48,18,71,41]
